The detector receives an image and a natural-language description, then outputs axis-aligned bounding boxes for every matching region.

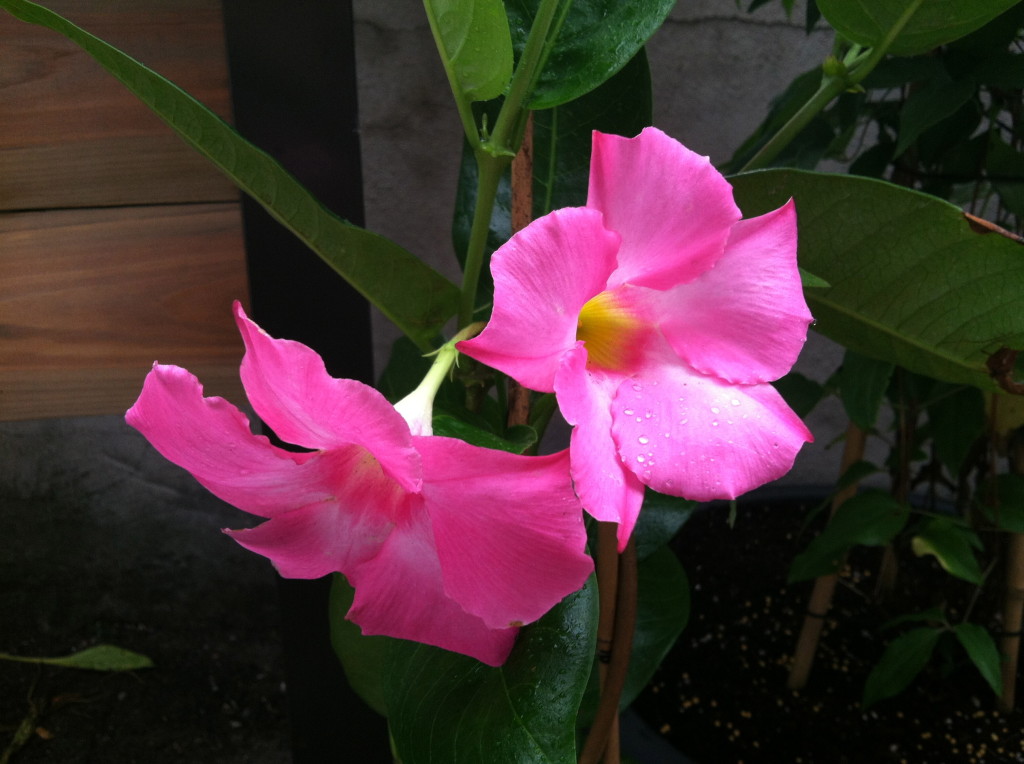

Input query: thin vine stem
[740,0,926,173]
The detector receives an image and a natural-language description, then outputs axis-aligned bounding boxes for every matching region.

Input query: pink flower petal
[417,438,592,630]
[555,343,646,549]
[224,451,416,578]
[458,208,620,392]
[656,201,813,384]
[233,303,421,492]
[346,510,518,666]
[588,128,740,291]
[126,363,337,518]
[610,347,812,502]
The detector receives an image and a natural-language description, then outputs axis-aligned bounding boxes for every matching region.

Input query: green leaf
[953,622,1003,696]
[0,645,153,671]
[862,626,941,707]
[773,371,826,419]
[981,473,1024,532]
[633,490,698,561]
[789,491,909,582]
[926,384,985,476]
[623,546,689,708]
[0,0,459,350]
[431,414,538,454]
[895,76,976,157]
[838,348,895,429]
[911,517,984,584]
[801,268,830,288]
[328,574,391,717]
[387,577,597,764]
[730,170,1024,391]
[331,578,599,762]
[424,0,513,101]
[505,0,674,109]
[817,0,1024,57]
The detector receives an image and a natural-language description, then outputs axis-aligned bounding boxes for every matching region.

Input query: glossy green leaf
[623,546,689,707]
[789,491,910,582]
[953,622,1003,696]
[328,574,391,717]
[817,0,1024,57]
[0,0,459,350]
[731,170,1024,391]
[387,578,597,763]
[838,348,895,429]
[505,0,674,109]
[911,517,984,584]
[0,645,153,671]
[424,0,513,101]
[633,490,697,561]
[431,414,538,453]
[862,626,941,707]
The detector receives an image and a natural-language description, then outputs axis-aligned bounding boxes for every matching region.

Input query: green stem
[457,0,570,327]
[458,149,510,327]
[740,0,925,173]
[488,0,568,154]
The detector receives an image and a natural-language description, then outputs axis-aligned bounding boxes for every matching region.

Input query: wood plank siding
[0,1,247,420]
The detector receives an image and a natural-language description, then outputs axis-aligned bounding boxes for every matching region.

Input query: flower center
[576,290,646,372]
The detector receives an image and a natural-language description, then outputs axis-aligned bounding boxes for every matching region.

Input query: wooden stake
[999,426,1024,712]
[787,422,867,690]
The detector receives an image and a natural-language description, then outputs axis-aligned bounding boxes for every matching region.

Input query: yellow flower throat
[576,290,645,371]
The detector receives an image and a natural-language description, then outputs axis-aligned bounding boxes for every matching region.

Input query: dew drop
[711,420,719,427]
[624,408,635,416]
[636,454,646,463]
[730,398,741,406]
[663,431,671,438]
[638,436,650,445]
[678,418,688,425]
[710,406,720,414]
[632,382,643,392]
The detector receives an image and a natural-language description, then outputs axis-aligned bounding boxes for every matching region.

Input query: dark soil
[0,421,291,764]
[633,500,1024,764]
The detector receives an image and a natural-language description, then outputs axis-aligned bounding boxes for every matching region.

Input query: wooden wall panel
[0,204,248,420]
[0,0,236,210]
[0,1,249,420]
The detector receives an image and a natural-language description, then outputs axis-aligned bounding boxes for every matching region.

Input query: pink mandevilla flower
[459,127,814,550]
[126,302,593,666]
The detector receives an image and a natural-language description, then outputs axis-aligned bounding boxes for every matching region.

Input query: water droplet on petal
[636,454,646,463]
[731,398,741,406]
[632,382,643,392]
[710,406,720,414]
[638,436,649,445]
[624,408,634,416]
[711,420,719,427]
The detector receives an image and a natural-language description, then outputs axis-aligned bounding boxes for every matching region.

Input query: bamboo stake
[999,426,1024,712]
[787,421,867,690]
